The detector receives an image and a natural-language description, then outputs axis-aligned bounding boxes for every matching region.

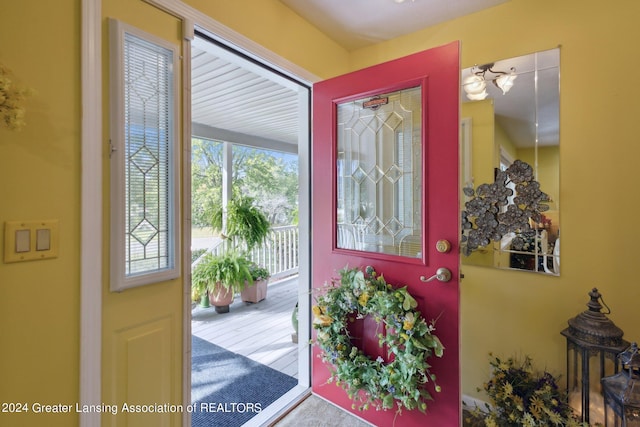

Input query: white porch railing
[248,225,299,280]
[192,225,299,281]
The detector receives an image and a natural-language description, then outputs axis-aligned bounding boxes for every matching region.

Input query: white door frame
[80,1,317,425]
[80,0,103,425]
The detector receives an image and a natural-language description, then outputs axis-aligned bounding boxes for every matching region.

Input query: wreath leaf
[432,336,445,357]
[402,291,418,310]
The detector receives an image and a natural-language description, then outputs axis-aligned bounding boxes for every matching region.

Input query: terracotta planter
[208,282,234,313]
[240,279,268,303]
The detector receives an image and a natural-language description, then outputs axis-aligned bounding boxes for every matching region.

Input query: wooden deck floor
[191,276,299,378]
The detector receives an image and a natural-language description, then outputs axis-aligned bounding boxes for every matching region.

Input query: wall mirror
[460,48,560,275]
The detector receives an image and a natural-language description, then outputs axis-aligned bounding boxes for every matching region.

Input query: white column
[222,141,233,234]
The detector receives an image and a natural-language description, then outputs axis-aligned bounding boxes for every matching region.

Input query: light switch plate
[36,229,51,251]
[15,229,31,252]
[4,220,59,263]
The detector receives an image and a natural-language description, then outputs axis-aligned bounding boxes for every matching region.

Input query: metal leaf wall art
[461,160,550,256]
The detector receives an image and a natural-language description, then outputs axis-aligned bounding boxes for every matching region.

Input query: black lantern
[602,342,640,426]
[561,288,629,424]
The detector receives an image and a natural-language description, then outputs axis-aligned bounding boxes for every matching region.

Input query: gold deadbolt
[435,239,452,253]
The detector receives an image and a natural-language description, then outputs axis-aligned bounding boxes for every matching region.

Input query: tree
[191,138,223,229]
[191,138,298,229]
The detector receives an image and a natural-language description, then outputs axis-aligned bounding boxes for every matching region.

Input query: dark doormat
[191,335,297,426]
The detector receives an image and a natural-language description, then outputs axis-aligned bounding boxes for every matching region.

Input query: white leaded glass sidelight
[109,19,180,291]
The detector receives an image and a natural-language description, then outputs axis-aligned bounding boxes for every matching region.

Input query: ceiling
[279,0,509,51]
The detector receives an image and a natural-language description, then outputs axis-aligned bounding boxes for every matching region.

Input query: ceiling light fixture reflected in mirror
[463,74,488,100]
[463,63,517,100]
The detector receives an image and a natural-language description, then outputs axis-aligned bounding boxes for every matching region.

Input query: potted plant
[191,260,211,309]
[191,251,253,313]
[191,283,209,308]
[212,196,270,252]
[241,263,271,303]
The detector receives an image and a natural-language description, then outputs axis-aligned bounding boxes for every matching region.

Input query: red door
[312,42,460,426]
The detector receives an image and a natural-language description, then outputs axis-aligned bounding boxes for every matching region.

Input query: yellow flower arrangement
[313,265,444,415]
[0,63,31,131]
[466,354,587,427]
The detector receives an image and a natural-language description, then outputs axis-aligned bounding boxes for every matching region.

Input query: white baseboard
[462,394,491,413]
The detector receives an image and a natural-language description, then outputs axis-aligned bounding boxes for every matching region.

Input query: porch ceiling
[191,37,302,150]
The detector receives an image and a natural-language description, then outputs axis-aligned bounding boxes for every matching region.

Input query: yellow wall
[3,0,640,424]
[518,145,560,210]
[460,99,494,267]
[496,123,517,166]
[0,1,80,426]
[530,145,560,213]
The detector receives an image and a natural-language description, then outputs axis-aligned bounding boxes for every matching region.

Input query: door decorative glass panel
[336,86,422,258]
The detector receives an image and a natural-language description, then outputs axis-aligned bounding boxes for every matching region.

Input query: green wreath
[313,266,444,414]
